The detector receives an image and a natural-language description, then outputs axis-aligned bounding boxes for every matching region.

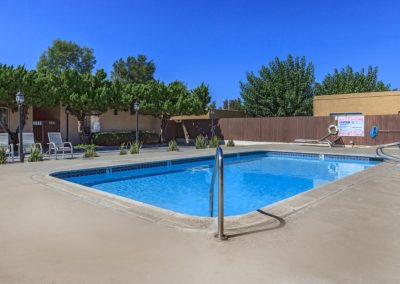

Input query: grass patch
[119,143,128,155]
[0,147,7,164]
[208,135,220,148]
[28,146,43,162]
[168,139,179,151]
[195,134,207,149]
[130,142,142,154]
[226,139,235,147]
[75,144,99,158]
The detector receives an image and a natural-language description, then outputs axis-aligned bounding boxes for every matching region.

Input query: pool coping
[48,150,382,179]
[33,149,386,235]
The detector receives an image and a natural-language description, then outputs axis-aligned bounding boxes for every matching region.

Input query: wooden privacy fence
[166,115,400,146]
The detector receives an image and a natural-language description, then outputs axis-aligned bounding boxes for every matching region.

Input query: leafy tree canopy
[208,101,217,109]
[111,54,155,84]
[37,39,96,74]
[222,98,243,111]
[314,65,391,96]
[0,64,59,109]
[191,82,211,111]
[0,64,28,109]
[0,64,59,137]
[240,55,315,117]
[120,80,210,141]
[57,69,112,135]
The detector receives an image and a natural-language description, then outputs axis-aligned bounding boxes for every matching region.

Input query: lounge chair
[294,125,344,148]
[48,132,73,159]
[0,133,14,162]
[17,132,43,157]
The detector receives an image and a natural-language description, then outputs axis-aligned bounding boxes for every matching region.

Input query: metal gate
[33,120,60,144]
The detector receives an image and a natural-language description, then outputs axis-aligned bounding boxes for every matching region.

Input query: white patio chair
[17,132,43,156]
[48,132,73,159]
[0,133,14,162]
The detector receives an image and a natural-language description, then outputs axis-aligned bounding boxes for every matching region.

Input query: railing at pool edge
[210,146,228,241]
[209,155,216,218]
[376,142,400,162]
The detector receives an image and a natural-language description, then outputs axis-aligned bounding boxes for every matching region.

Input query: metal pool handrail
[209,146,228,240]
[376,142,400,162]
[209,153,217,217]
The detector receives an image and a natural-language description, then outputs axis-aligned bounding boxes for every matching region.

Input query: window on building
[0,107,9,132]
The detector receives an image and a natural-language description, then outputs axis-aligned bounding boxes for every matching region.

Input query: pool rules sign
[337,115,365,136]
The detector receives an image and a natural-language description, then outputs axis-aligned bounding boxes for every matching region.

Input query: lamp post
[210,107,215,137]
[133,101,140,144]
[65,107,70,142]
[16,91,25,162]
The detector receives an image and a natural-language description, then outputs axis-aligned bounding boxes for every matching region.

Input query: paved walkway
[1,144,400,283]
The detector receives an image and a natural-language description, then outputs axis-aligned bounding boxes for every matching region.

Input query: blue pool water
[56,152,379,217]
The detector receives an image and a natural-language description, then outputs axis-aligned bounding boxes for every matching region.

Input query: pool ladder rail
[209,146,228,240]
[376,142,400,162]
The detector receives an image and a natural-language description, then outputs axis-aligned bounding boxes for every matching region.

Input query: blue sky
[1,0,399,105]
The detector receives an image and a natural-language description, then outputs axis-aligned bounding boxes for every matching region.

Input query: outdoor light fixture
[133,101,140,144]
[134,101,140,112]
[16,91,25,162]
[16,92,25,105]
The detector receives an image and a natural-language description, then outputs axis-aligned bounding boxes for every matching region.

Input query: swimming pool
[52,151,380,217]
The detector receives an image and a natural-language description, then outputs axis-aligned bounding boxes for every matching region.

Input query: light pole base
[214,233,229,241]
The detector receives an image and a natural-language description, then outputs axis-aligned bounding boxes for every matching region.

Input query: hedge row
[91,131,159,146]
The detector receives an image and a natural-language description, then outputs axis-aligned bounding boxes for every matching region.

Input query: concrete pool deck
[1,144,400,283]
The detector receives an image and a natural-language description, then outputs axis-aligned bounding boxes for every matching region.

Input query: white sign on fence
[91,116,101,133]
[337,115,365,137]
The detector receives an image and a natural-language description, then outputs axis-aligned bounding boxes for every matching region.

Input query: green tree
[58,69,111,138]
[0,64,58,141]
[37,39,96,74]
[240,55,315,117]
[111,54,155,83]
[191,82,211,110]
[314,66,390,96]
[222,98,243,111]
[120,80,209,142]
[208,101,217,110]
[0,65,28,112]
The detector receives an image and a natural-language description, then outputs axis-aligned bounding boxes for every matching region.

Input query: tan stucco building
[313,91,400,116]
[1,105,161,145]
[0,106,34,134]
[96,110,160,134]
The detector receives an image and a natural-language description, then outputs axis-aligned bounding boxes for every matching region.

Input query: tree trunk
[2,106,28,145]
[77,114,85,144]
[160,114,170,143]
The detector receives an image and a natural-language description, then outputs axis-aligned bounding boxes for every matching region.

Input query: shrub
[76,144,99,158]
[195,134,207,149]
[119,143,128,155]
[226,139,235,147]
[130,142,142,154]
[0,147,7,164]
[91,131,159,146]
[28,146,43,162]
[209,135,220,148]
[83,145,98,158]
[168,139,179,151]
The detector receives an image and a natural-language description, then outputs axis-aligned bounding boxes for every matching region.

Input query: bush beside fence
[91,131,159,146]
